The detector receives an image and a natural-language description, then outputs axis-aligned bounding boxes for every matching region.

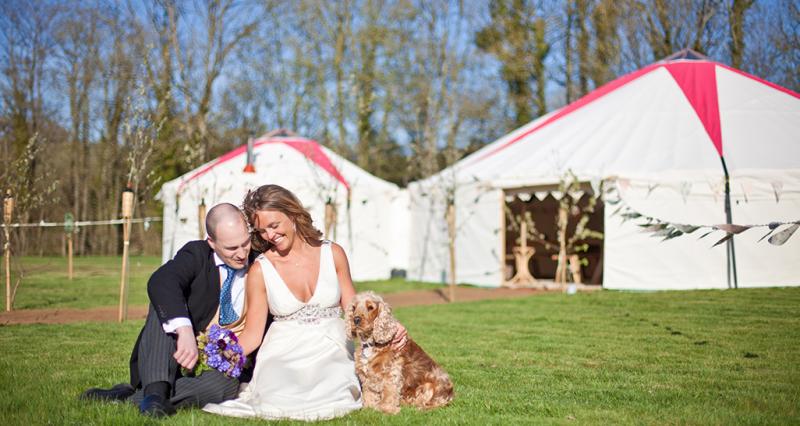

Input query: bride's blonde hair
[242,184,323,252]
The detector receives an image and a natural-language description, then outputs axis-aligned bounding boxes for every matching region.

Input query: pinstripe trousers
[128,306,240,409]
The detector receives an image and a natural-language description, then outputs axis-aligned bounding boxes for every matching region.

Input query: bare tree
[639,0,723,60]
[590,0,620,87]
[172,0,259,163]
[476,0,550,127]
[0,0,61,254]
[95,4,137,253]
[354,0,382,171]
[564,0,576,103]
[133,0,183,182]
[0,1,58,157]
[55,4,102,253]
[743,0,799,91]
[575,0,590,95]
[727,0,754,69]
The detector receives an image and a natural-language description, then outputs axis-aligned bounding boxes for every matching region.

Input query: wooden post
[67,234,73,280]
[198,199,207,239]
[3,190,14,312]
[507,219,537,287]
[499,192,506,284]
[556,207,568,285]
[324,201,337,240]
[446,202,456,303]
[65,213,74,280]
[568,254,583,284]
[118,188,134,322]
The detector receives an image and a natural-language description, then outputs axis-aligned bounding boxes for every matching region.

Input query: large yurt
[408,52,800,290]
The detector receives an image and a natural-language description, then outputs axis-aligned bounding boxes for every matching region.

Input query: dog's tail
[437,378,455,407]
[425,372,454,409]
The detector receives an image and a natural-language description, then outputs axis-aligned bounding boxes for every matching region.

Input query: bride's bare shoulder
[246,259,264,279]
[329,242,350,265]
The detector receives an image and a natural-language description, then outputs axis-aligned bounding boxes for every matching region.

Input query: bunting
[771,181,784,203]
[605,181,800,247]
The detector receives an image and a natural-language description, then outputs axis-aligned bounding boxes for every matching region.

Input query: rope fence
[0,217,162,228]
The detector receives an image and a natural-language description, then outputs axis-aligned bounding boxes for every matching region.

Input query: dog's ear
[343,296,357,339]
[372,300,398,345]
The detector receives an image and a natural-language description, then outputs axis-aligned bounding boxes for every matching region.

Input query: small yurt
[158,132,409,281]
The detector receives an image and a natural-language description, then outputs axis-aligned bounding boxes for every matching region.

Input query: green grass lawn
[8,256,161,310]
[1,287,799,425]
[6,256,440,310]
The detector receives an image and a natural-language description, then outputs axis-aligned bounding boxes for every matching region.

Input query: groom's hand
[174,326,199,370]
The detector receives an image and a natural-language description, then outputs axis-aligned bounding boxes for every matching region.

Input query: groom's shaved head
[206,203,250,269]
[205,203,247,240]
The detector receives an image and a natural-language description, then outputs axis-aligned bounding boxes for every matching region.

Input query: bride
[203,184,404,421]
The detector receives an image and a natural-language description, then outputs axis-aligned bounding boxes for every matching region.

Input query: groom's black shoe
[80,383,135,402]
[139,394,176,418]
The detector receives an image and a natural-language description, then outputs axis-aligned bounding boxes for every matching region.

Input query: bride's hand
[391,323,408,350]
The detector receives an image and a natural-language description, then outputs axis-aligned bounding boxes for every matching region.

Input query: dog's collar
[360,341,387,348]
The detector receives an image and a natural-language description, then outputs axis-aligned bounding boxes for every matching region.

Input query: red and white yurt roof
[454,56,800,187]
[171,137,344,196]
[159,135,397,201]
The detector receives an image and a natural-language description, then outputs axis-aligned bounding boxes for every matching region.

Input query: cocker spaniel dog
[345,291,454,414]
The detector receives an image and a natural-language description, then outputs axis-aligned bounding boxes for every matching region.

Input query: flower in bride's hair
[185,324,246,378]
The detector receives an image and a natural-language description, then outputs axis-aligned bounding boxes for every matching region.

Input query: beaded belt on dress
[273,304,342,324]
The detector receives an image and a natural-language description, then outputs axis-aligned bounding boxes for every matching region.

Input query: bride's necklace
[285,242,309,268]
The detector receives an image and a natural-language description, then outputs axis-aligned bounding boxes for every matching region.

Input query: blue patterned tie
[219,264,239,325]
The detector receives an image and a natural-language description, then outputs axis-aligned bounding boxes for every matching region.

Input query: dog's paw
[378,404,401,415]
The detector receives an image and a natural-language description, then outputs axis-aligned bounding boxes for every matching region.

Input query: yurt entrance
[502,183,604,288]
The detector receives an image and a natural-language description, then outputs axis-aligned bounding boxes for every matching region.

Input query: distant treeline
[1,0,797,256]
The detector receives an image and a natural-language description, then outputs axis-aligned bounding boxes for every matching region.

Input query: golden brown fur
[345,291,454,414]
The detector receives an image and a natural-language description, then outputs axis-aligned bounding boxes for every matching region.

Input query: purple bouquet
[191,324,246,378]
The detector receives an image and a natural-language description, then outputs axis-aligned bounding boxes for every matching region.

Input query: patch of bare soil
[0,306,150,325]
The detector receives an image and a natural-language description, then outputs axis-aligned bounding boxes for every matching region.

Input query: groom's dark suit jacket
[129,240,262,388]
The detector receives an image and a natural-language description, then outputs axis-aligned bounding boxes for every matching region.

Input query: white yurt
[408,52,800,290]
[157,132,409,281]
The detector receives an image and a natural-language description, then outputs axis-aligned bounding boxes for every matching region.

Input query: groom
[82,203,264,417]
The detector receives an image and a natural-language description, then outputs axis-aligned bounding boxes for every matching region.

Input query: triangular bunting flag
[680,182,692,204]
[647,183,659,197]
[570,190,584,201]
[590,178,602,199]
[771,181,783,203]
[740,182,752,203]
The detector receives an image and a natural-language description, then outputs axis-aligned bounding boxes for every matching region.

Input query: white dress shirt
[162,253,247,333]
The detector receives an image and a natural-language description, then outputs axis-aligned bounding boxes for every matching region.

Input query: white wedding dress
[203,241,362,420]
